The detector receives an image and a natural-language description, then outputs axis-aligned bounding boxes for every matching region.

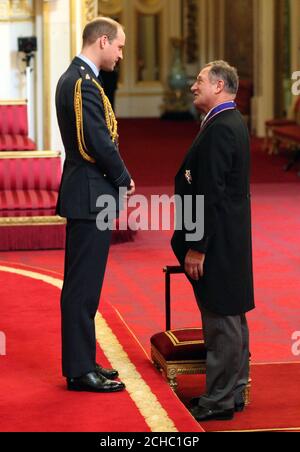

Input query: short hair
[205,60,239,95]
[82,16,123,46]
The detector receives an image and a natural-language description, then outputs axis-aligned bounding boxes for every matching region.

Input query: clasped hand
[125,179,135,198]
[184,249,205,281]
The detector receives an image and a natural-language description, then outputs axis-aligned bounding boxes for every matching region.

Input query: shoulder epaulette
[73,68,119,163]
[74,75,96,164]
[91,77,119,145]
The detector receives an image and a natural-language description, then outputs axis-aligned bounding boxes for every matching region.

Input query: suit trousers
[60,219,112,378]
[194,291,250,410]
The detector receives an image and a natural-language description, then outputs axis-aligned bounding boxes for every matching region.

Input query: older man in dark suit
[56,17,135,392]
[171,60,255,421]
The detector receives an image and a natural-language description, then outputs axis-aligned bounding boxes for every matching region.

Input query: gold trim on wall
[134,0,164,14]
[0,150,60,159]
[0,0,34,21]
[70,0,77,59]
[0,99,26,105]
[98,0,123,15]
[82,0,97,27]
[0,216,66,227]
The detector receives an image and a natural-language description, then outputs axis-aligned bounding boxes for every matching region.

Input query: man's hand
[184,249,206,281]
[126,179,135,197]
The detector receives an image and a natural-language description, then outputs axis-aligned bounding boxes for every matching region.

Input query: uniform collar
[77,54,99,78]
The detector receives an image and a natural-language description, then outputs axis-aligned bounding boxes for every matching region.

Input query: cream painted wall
[252,0,275,137]
[0,21,34,100]
[0,20,36,142]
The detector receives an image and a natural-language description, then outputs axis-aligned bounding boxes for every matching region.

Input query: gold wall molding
[0,216,66,227]
[0,0,34,21]
[43,0,50,150]
[98,0,122,15]
[0,150,60,159]
[82,0,97,26]
[0,99,26,105]
[70,0,76,58]
[134,0,164,14]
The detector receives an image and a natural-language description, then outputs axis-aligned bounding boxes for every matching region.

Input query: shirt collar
[77,54,99,78]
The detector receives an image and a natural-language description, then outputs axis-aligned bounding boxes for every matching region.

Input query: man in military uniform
[56,17,135,392]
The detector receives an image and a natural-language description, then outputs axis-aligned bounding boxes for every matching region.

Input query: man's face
[101,28,125,71]
[191,66,217,113]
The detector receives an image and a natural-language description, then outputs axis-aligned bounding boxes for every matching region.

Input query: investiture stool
[55,17,135,393]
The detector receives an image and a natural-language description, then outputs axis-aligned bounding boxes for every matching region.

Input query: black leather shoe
[188,397,201,409]
[189,405,234,421]
[95,363,119,380]
[234,402,245,412]
[189,397,244,414]
[67,371,125,393]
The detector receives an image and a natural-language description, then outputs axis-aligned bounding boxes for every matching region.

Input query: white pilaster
[252,0,275,136]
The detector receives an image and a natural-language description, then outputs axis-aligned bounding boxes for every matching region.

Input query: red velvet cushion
[0,189,58,217]
[0,104,28,135]
[0,157,61,191]
[0,134,36,151]
[272,125,300,141]
[151,328,206,361]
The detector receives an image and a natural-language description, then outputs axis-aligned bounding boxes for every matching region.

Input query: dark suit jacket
[55,57,131,219]
[171,109,255,316]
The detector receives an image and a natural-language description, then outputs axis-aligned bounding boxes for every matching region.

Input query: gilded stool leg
[243,379,251,406]
[168,376,178,392]
[153,360,161,371]
[167,367,178,392]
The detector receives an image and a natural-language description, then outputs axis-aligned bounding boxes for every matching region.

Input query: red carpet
[177,363,300,432]
[118,119,300,186]
[0,119,299,432]
[0,266,202,432]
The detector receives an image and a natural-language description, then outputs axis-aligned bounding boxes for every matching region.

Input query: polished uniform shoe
[67,371,125,392]
[189,405,234,421]
[95,363,119,380]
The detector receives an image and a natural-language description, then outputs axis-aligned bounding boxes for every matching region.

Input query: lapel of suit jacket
[176,110,234,177]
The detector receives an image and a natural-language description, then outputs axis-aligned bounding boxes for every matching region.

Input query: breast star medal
[185,170,192,184]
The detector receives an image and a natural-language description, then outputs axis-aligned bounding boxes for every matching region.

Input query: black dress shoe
[189,397,244,413]
[189,405,234,421]
[95,363,119,380]
[67,371,125,393]
[234,402,245,412]
[188,397,201,409]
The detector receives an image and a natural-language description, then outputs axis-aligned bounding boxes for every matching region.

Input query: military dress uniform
[55,57,131,378]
